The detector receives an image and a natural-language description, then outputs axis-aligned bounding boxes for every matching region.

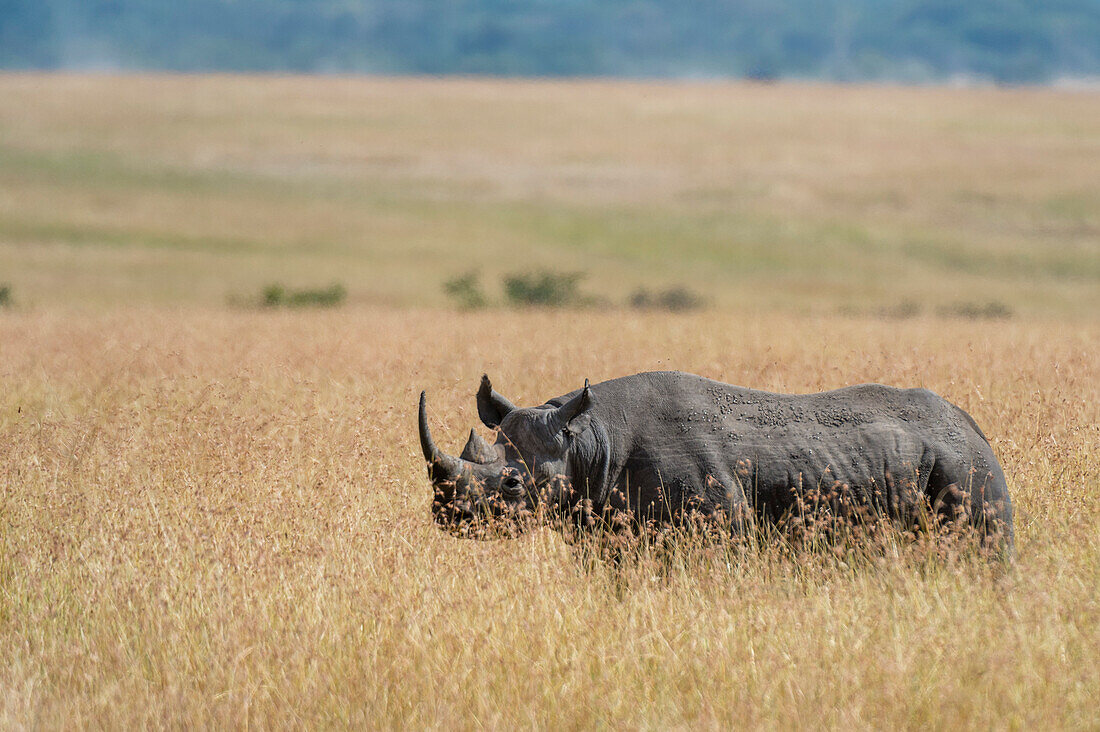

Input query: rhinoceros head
[418,374,594,538]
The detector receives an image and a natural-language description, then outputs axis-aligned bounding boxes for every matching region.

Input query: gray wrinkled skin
[418,371,1014,554]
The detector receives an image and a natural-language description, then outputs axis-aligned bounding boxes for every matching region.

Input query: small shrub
[629,285,707,312]
[0,284,11,308]
[261,282,346,308]
[262,284,287,307]
[503,270,589,307]
[937,300,1012,320]
[875,299,921,319]
[443,272,488,309]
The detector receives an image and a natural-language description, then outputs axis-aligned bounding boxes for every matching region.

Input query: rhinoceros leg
[926,441,1015,557]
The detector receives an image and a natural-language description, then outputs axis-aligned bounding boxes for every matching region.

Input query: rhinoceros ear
[477,374,517,428]
[558,379,594,435]
[460,428,497,464]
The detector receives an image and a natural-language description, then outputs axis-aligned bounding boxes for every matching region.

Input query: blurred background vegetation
[2,0,1099,84]
[0,75,1096,316]
[0,2,1097,317]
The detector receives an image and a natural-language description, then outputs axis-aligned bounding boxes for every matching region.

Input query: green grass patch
[0,216,274,256]
[902,237,1100,281]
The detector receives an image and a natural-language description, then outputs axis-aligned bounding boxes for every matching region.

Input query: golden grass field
[1,75,1099,727]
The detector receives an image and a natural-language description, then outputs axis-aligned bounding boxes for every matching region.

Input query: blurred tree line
[2,0,1098,83]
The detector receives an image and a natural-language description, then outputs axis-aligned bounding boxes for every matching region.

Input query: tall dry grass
[2,308,1097,727]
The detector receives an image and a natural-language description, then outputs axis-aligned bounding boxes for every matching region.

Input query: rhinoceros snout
[432,500,476,526]
[432,482,474,524]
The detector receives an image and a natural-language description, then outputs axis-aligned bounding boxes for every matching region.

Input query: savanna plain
[1,75,1098,728]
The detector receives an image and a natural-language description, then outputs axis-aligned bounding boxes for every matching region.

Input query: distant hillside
[2,0,1100,83]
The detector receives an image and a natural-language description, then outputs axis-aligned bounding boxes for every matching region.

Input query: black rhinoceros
[418,371,1014,554]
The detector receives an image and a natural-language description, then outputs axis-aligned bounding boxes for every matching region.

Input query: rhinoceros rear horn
[460,428,497,464]
[418,391,463,478]
[477,374,517,428]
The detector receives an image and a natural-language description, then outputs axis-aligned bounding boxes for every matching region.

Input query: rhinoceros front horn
[418,391,463,478]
